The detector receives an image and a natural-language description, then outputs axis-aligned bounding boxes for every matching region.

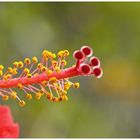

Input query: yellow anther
[13,61,19,68]
[27,74,32,79]
[19,100,26,107]
[46,93,52,100]
[11,91,17,99]
[49,77,57,84]
[37,63,43,69]
[64,85,70,91]
[18,61,23,68]
[12,68,17,75]
[26,93,32,100]
[2,95,9,101]
[7,67,13,73]
[0,71,3,76]
[4,74,11,81]
[61,60,67,66]
[42,81,47,86]
[17,83,23,89]
[46,70,53,75]
[61,95,68,101]
[42,50,52,58]
[24,68,30,74]
[41,66,47,72]
[57,51,64,57]
[52,53,56,59]
[73,82,80,88]
[35,92,42,100]
[0,65,4,70]
[24,58,31,65]
[52,97,59,102]
[32,57,38,63]
[52,60,58,67]
[54,67,61,73]
[40,90,44,95]
[64,50,69,57]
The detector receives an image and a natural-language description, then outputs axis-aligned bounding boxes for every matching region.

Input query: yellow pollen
[73,82,80,88]
[11,91,17,99]
[26,93,32,100]
[32,57,38,63]
[27,74,32,79]
[13,62,19,68]
[61,60,67,66]
[0,65,4,70]
[54,67,61,73]
[0,71,3,76]
[7,67,13,73]
[2,95,9,101]
[49,77,57,84]
[24,58,31,65]
[24,68,30,74]
[46,70,53,76]
[19,100,26,107]
[17,83,23,89]
[18,61,23,68]
[37,63,43,69]
[35,92,42,100]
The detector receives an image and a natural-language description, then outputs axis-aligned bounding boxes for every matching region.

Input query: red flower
[0,105,19,138]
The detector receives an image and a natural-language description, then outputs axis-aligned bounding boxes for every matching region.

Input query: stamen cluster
[0,46,103,107]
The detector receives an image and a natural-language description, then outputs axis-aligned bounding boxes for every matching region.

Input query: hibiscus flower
[0,105,19,138]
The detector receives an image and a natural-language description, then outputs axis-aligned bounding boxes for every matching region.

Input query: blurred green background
[0,2,140,138]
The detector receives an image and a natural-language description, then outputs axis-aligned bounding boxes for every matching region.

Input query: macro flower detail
[0,105,19,138]
[0,46,103,107]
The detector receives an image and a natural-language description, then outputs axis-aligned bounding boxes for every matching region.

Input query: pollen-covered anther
[81,46,93,57]
[18,61,24,68]
[19,100,26,107]
[0,71,3,76]
[49,77,57,84]
[42,81,47,86]
[11,91,17,99]
[61,95,68,101]
[35,92,42,100]
[26,93,32,100]
[80,64,91,74]
[17,83,23,89]
[41,66,47,72]
[52,60,58,68]
[73,82,80,88]
[27,74,32,79]
[63,50,69,57]
[24,68,30,75]
[46,70,53,76]
[12,68,17,75]
[37,63,43,70]
[46,92,53,100]
[24,58,31,65]
[73,50,84,60]
[93,67,103,78]
[0,65,4,70]
[61,60,67,66]
[90,57,100,67]
[13,61,19,68]
[4,74,11,81]
[54,67,61,73]
[57,50,64,57]
[2,95,9,101]
[7,67,13,73]
[32,57,38,63]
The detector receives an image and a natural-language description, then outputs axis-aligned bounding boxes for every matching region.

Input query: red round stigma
[73,50,84,60]
[81,46,93,57]
[90,57,100,67]
[80,64,91,74]
[93,67,103,78]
